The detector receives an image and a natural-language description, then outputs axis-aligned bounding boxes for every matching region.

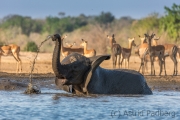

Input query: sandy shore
[0,52,180,92]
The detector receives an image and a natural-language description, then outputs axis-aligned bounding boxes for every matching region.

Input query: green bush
[25,41,38,52]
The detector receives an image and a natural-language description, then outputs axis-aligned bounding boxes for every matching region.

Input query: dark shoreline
[0,72,180,92]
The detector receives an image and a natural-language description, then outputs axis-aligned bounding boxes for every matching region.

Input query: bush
[25,41,38,52]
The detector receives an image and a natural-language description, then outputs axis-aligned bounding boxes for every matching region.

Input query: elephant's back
[88,67,152,95]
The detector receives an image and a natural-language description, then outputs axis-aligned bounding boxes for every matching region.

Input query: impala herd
[0,32,180,76]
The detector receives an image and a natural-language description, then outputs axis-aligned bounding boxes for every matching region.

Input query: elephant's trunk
[52,34,68,78]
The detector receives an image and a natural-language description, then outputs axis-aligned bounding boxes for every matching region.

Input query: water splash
[25,35,52,94]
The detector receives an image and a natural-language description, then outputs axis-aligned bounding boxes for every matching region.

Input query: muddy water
[0,88,180,120]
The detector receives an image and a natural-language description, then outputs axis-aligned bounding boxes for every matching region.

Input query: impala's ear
[83,55,110,93]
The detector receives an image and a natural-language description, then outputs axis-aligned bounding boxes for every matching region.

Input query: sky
[0,0,180,19]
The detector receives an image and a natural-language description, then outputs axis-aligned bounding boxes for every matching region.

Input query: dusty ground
[0,52,180,92]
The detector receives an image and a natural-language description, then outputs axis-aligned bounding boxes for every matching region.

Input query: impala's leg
[170,55,175,75]
[171,55,177,75]
[120,54,123,68]
[120,57,124,68]
[176,60,178,75]
[114,55,117,68]
[18,57,22,73]
[150,57,152,75]
[158,56,163,76]
[127,58,129,69]
[124,59,126,68]
[138,58,142,72]
[142,59,145,74]
[13,52,22,73]
[125,59,127,68]
[174,48,178,75]
[158,59,160,75]
[0,55,1,71]
[176,56,178,75]
[163,56,167,75]
[118,55,120,68]
[150,57,155,75]
[144,60,147,74]
[12,55,19,73]
[153,57,156,75]
[112,55,115,68]
[141,54,147,74]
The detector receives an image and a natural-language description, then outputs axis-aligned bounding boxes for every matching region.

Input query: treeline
[0,3,179,53]
[0,12,115,36]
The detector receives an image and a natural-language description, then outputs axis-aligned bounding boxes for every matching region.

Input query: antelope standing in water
[60,35,84,58]
[107,34,121,68]
[80,39,96,57]
[120,37,136,69]
[0,44,22,73]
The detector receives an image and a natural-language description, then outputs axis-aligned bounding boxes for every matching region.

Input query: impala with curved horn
[80,39,96,57]
[0,44,22,73]
[144,33,166,76]
[50,33,152,95]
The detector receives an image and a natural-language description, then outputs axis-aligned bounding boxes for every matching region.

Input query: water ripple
[0,89,180,120]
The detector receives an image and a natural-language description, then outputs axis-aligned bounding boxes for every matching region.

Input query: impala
[144,33,166,76]
[136,35,164,75]
[107,34,122,68]
[60,35,84,58]
[135,35,150,74]
[152,36,178,75]
[80,39,96,57]
[120,37,136,69]
[0,44,22,73]
[65,42,76,48]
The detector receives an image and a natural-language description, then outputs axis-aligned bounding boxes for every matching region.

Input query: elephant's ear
[82,55,110,93]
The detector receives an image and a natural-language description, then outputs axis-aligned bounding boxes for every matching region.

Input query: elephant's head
[59,53,91,85]
[50,34,110,92]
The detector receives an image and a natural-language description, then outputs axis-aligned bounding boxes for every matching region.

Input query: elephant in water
[49,34,152,95]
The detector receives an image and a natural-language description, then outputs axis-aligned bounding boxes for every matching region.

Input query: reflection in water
[0,89,180,120]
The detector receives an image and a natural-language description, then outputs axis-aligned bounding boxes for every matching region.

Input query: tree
[131,13,160,35]
[43,15,87,34]
[95,12,115,24]
[0,15,43,36]
[160,3,180,42]
[25,41,38,52]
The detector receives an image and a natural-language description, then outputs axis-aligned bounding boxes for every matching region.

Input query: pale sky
[0,0,180,19]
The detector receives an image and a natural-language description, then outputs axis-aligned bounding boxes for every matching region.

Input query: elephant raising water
[49,34,152,95]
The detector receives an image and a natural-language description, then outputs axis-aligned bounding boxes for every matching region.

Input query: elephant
[49,34,152,95]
